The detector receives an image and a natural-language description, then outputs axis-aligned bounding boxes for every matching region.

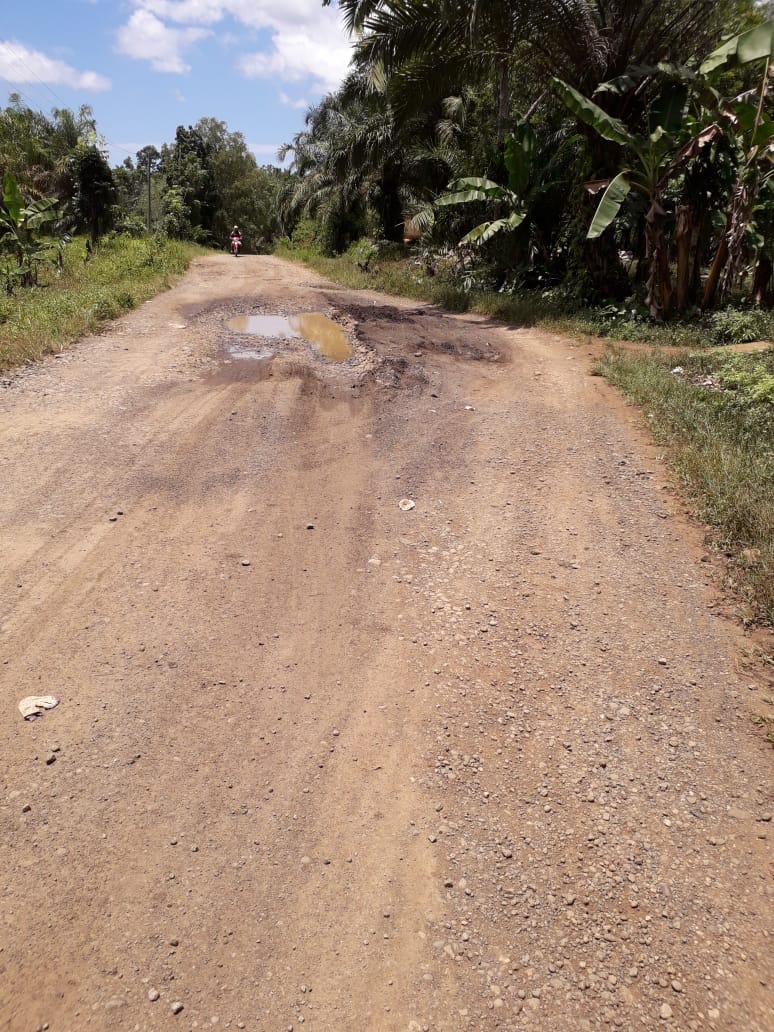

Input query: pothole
[226,313,353,362]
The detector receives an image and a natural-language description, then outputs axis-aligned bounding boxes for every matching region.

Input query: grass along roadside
[275,239,774,349]
[0,235,203,374]
[276,242,575,330]
[595,347,774,625]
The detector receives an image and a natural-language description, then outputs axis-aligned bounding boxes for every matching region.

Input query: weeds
[0,234,202,373]
[593,303,774,347]
[277,239,773,348]
[596,347,774,624]
[274,241,567,328]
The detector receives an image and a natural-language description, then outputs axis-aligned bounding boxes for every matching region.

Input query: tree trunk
[379,170,404,242]
[690,217,705,302]
[675,205,693,312]
[751,254,773,306]
[720,175,755,304]
[645,196,671,319]
[659,245,673,317]
[702,231,728,310]
[496,56,510,143]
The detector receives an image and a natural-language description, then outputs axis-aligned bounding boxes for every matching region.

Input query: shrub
[708,307,773,345]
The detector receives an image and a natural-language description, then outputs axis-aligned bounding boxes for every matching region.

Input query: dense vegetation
[278,0,774,329]
[112,118,290,251]
[0,235,200,372]
[0,97,288,289]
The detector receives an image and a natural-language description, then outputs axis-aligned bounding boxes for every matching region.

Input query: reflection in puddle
[226,312,352,362]
[225,343,275,361]
[291,313,352,362]
[228,315,295,338]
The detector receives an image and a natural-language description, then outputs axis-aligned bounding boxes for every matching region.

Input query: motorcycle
[230,235,242,257]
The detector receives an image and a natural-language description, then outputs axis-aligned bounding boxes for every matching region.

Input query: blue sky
[1,1,355,167]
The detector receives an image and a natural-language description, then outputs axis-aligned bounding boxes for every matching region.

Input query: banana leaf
[2,173,23,224]
[24,197,61,230]
[504,124,535,198]
[437,178,509,205]
[553,79,633,147]
[700,20,774,75]
[460,211,526,247]
[587,173,632,239]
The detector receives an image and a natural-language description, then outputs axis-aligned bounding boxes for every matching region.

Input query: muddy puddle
[226,313,352,362]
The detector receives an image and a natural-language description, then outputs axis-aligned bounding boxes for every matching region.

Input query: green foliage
[0,235,201,371]
[588,301,773,346]
[114,212,149,238]
[553,81,633,146]
[714,351,774,401]
[303,3,773,307]
[436,174,526,245]
[0,171,65,290]
[72,146,115,242]
[289,216,321,252]
[0,96,100,200]
[586,173,632,240]
[700,19,774,74]
[110,118,287,250]
[160,186,196,240]
[709,306,773,343]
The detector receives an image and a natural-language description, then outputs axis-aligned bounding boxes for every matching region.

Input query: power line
[0,41,138,164]
[0,78,44,112]
[1,39,65,109]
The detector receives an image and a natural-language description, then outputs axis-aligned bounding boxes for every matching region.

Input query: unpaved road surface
[1,256,771,1032]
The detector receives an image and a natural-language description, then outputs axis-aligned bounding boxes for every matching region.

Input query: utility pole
[147,151,152,232]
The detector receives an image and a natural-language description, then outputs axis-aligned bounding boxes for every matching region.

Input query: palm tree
[280,72,465,246]
[328,1,738,139]
[327,0,528,141]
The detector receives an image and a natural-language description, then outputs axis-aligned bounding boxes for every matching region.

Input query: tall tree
[72,146,116,243]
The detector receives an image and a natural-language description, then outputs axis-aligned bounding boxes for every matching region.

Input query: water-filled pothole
[226,313,352,362]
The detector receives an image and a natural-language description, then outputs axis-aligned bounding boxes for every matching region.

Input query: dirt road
[1,256,771,1032]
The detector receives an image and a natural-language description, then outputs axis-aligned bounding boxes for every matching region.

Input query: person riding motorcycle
[229,225,243,254]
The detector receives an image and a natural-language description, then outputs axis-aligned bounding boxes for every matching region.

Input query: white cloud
[132,1,338,32]
[118,1,352,89]
[279,91,309,110]
[240,23,351,92]
[116,10,211,73]
[0,40,110,91]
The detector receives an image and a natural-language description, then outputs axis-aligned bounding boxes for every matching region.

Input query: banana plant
[557,20,774,316]
[433,124,534,246]
[698,20,774,306]
[555,77,724,318]
[0,171,63,289]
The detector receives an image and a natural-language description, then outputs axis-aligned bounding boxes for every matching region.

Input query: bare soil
[0,256,771,1032]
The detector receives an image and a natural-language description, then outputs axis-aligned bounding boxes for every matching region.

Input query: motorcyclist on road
[229,225,243,254]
